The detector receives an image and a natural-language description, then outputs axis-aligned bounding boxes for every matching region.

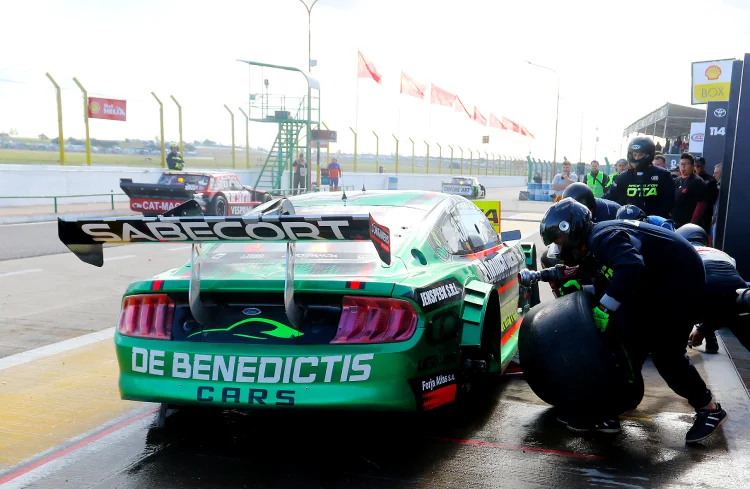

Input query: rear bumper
[114,333,446,412]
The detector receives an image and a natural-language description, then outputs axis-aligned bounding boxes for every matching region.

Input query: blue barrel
[388,176,398,190]
[527,183,538,201]
[542,183,552,201]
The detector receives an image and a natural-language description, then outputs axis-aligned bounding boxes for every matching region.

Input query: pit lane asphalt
[2,202,749,488]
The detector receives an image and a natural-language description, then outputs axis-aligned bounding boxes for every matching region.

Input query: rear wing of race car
[58,202,392,267]
[58,198,392,328]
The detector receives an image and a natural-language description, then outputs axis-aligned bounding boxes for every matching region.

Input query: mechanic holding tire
[677,224,750,354]
[540,182,620,296]
[539,198,727,443]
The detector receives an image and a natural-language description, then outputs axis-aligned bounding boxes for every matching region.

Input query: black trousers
[620,305,712,411]
[292,173,305,195]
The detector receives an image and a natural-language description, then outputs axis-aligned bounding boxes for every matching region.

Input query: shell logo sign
[692,59,734,104]
[704,65,722,81]
[87,97,127,121]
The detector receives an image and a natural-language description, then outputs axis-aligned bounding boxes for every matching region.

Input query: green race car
[441,177,486,199]
[59,190,538,422]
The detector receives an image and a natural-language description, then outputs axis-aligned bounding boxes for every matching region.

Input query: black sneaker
[704,332,719,354]
[557,414,620,433]
[686,403,727,444]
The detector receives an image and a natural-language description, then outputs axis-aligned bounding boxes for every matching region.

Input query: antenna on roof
[362,184,366,193]
[341,188,347,201]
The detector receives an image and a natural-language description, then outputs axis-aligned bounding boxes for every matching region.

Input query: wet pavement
[4,347,750,489]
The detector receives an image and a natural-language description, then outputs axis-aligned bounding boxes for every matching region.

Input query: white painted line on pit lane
[0,328,114,372]
[0,268,44,278]
[167,246,191,251]
[103,254,136,262]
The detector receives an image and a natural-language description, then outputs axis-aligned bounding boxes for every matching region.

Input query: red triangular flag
[521,126,535,139]
[430,84,457,107]
[400,71,426,99]
[455,96,471,118]
[358,50,382,84]
[502,116,521,133]
[473,107,487,126]
[490,113,507,130]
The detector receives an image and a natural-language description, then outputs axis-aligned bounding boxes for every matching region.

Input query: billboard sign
[88,97,127,121]
[692,59,735,104]
[689,122,705,154]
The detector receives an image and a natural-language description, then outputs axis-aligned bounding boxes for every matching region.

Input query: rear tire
[207,195,227,216]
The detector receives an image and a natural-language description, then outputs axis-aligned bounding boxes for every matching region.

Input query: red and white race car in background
[120,172,272,217]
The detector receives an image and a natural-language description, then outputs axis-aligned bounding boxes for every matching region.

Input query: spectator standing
[292,152,308,195]
[671,139,681,154]
[694,157,718,236]
[655,141,663,153]
[167,143,185,171]
[551,160,578,201]
[671,153,708,229]
[585,160,610,198]
[711,163,723,243]
[533,172,543,184]
[615,158,629,175]
[327,158,342,191]
[653,154,667,169]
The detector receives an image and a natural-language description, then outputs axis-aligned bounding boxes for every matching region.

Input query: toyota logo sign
[692,133,705,142]
[714,108,727,117]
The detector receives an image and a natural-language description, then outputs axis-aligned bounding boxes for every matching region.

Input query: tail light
[331,296,417,344]
[118,294,174,340]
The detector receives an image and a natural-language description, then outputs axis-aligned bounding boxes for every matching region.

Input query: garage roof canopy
[622,102,706,139]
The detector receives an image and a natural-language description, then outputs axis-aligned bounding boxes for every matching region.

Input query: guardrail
[0,192,124,213]
[268,185,356,196]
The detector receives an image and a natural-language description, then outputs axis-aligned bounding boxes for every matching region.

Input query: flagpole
[355,73,360,135]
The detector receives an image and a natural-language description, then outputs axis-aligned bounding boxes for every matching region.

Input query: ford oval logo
[242,307,261,316]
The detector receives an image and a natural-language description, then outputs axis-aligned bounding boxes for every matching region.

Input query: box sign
[88,97,127,121]
[689,122,705,154]
[311,129,337,143]
[692,59,735,104]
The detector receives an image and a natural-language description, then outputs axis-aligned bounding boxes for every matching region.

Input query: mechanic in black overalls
[677,224,750,354]
[540,199,726,442]
[540,183,621,296]
[605,137,674,218]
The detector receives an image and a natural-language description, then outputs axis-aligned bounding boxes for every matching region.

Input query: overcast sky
[1,0,749,163]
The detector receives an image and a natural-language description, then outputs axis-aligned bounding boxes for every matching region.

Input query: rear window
[451,178,472,185]
[158,174,210,190]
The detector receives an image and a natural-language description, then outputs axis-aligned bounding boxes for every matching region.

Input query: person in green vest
[585,159,610,198]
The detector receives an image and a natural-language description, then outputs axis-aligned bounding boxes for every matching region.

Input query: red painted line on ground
[0,407,158,485]
[432,436,604,460]
[496,278,519,296]
[501,316,523,346]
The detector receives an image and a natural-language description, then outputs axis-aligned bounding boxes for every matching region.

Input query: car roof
[289,190,450,212]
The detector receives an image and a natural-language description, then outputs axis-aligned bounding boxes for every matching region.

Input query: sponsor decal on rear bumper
[130,198,184,213]
[409,372,458,411]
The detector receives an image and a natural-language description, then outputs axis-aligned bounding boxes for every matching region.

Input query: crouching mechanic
[540,198,727,442]
[540,182,620,297]
[677,224,750,354]
[616,204,676,231]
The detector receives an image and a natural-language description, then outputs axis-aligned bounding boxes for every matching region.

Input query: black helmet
[616,204,646,221]
[562,182,596,214]
[627,136,655,169]
[676,223,708,246]
[539,198,593,266]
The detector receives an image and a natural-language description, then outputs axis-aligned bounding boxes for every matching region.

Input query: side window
[427,209,466,258]
[213,177,228,191]
[451,202,499,253]
[228,176,243,190]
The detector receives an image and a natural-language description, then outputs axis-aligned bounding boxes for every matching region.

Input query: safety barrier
[0,192,123,213]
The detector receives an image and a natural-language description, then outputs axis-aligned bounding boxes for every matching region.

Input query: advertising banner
[701,101,728,173]
[688,122,705,154]
[88,97,127,121]
[692,59,735,104]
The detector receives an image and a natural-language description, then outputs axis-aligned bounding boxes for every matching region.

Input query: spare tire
[519,292,643,416]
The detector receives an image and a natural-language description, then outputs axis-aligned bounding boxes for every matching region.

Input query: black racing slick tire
[518,292,644,416]
[208,195,228,216]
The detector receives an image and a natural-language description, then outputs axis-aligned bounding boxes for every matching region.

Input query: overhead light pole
[299,0,319,72]
[526,60,560,175]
